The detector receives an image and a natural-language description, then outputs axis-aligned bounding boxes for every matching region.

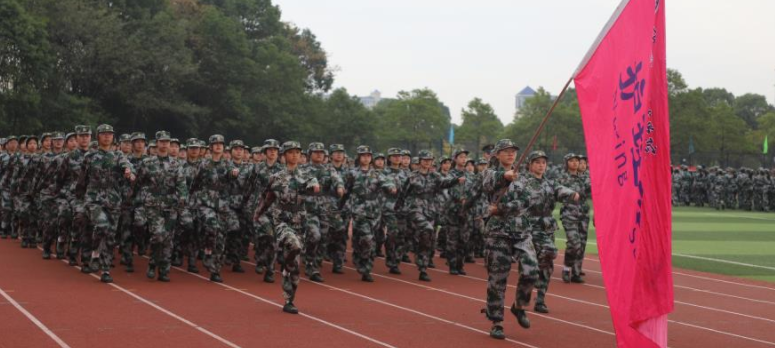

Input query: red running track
[1,236,774,348]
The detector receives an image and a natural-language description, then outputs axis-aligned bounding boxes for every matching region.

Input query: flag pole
[514,77,574,170]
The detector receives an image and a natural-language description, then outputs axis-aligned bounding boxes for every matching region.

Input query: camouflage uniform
[402,150,459,280]
[325,144,349,271]
[35,132,66,258]
[189,135,240,281]
[257,141,319,312]
[241,139,283,280]
[678,166,692,206]
[380,148,409,272]
[738,168,753,211]
[752,169,767,211]
[724,169,738,209]
[301,142,344,279]
[11,136,40,248]
[54,127,92,266]
[175,138,203,272]
[75,124,134,282]
[558,154,592,281]
[225,139,250,272]
[481,140,537,329]
[0,136,18,238]
[343,145,395,279]
[443,149,476,275]
[134,131,188,281]
[119,132,148,270]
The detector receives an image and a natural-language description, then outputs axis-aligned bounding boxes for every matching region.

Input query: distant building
[515,86,536,112]
[359,90,382,109]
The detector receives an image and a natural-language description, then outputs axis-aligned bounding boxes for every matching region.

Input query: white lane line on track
[300,277,539,348]
[163,260,398,348]
[43,249,241,348]
[0,288,72,348]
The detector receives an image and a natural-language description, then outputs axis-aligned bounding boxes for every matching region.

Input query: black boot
[534,302,549,314]
[388,267,401,275]
[361,273,374,282]
[283,301,299,314]
[263,272,275,283]
[42,248,51,260]
[332,265,344,274]
[562,269,571,283]
[158,272,170,282]
[100,272,113,283]
[232,263,245,273]
[511,303,531,328]
[210,273,223,283]
[310,273,324,283]
[489,325,505,340]
[146,264,156,279]
[419,271,431,282]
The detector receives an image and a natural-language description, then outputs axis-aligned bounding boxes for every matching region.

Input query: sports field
[555,206,775,283]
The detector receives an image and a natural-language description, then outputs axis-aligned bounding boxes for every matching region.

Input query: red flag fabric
[573,0,673,347]
[552,135,558,151]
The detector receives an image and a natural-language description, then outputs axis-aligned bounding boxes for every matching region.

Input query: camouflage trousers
[531,229,558,305]
[53,197,72,257]
[409,211,435,272]
[131,206,151,258]
[39,196,60,253]
[69,198,91,264]
[445,217,470,272]
[200,206,238,275]
[469,216,485,258]
[561,217,588,277]
[739,189,753,211]
[173,207,199,267]
[351,215,379,275]
[325,210,347,269]
[252,215,277,275]
[383,212,407,269]
[117,205,136,266]
[753,190,765,211]
[302,215,322,277]
[147,207,178,276]
[275,223,302,303]
[86,204,120,273]
[0,189,12,236]
[225,208,247,266]
[13,194,36,244]
[484,233,538,322]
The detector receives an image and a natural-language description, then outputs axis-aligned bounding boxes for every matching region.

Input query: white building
[515,86,536,112]
[358,90,382,109]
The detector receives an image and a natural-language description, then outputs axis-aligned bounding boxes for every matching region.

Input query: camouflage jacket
[55,148,90,201]
[381,165,408,213]
[242,161,284,212]
[343,167,395,219]
[482,164,514,237]
[557,171,592,221]
[522,174,576,233]
[36,152,68,199]
[180,158,201,208]
[0,152,17,190]
[135,155,187,209]
[267,167,319,230]
[302,162,344,215]
[227,160,251,210]
[11,153,38,196]
[443,167,476,223]
[76,149,134,209]
[189,157,238,211]
[403,169,458,219]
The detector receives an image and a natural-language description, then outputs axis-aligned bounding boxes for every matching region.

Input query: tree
[374,88,449,154]
[456,98,503,158]
[734,93,772,129]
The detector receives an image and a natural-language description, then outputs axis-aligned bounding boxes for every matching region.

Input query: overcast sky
[274,0,775,125]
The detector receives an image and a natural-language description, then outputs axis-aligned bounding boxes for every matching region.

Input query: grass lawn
[553,206,775,283]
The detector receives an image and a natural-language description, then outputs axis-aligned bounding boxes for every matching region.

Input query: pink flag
[573,0,674,347]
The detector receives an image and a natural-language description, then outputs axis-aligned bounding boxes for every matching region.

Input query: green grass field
[553,206,775,283]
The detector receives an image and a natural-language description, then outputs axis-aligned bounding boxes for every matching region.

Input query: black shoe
[125,264,134,273]
[332,266,344,274]
[232,264,245,273]
[263,273,275,283]
[188,265,199,273]
[449,268,459,275]
[571,275,585,284]
[241,256,249,261]
[0,234,6,239]
[489,325,505,340]
[419,272,431,282]
[375,250,385,258]
[210,273,223,283]
[464,256,475,263]
[42,249,51,260]
[511,303,531,328]
[401,255,411,263]
[56,253,65,260]
[254,265,265,274]
[388,267,402,275]
[580,271,586,276]
[100,272,113,283]
[81,265,93,274]
[146,265,156,279]
[68,258,77,266]
[428,261,436,269]
[361,273,374,282]
[171,259,183,267]
[283,301,299,314]
[158,273,170,282]
[458,268,467,276]
[562,270,571,283]
[20,240,28,248]
[534,303,549,314]
[310,273,324,283]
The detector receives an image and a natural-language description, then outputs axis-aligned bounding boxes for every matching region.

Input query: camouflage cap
[118,133,131,142]
[131,132,147,142]
[329,144,345,153]
[51,132,65,140]
[578,154,588,160]
[149,139,157,148]
[281,141,302,154]
[564,153,580,162]
[308,142,325,152]
[411,156,419,164]
[418,150,434,160]
[155,130,171,141]
[75,125,92,135]
[40,132,52,140]
[401,149,411,156]
[170,138,180,145]
[6,135,18,142]
[64,133,76,141]
[229,139,244,148]
[527,150,548,163]
[89,140,98,149]
[493,139,519,153]
[197,139,207,147]
[209,134,225,145]
[180,145,187,150]
[96,124,114,134]
[374,152,386,160]
[439,156,452,163]
[356,145,372,155]
[185,138,199,147]
[251,146,262,154]
[451,148,469,159]
[387,147,402,156]
[481,144,495,154]
[19,135,28,144]
[0,138,6,146]
[25,134,39,145]
[263,139,280,151]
